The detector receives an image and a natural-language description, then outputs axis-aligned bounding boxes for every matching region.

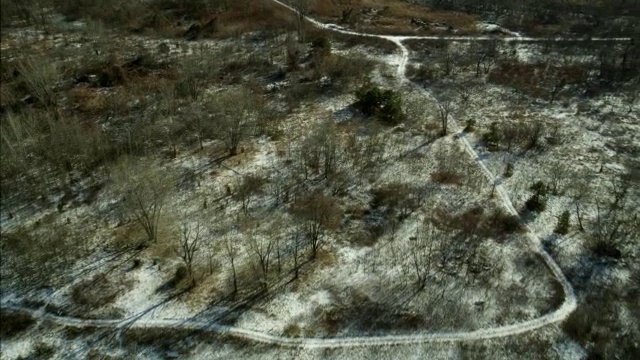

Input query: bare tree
[114,159,176,242]
[174,222,203,282]
[292,0,312,42]
[344,131,388,174]
[436,90,468,136]
[188,108,212,151]
[409,220,438,290]
[291,190,341,259]
[623,79,639,114]
[501,122,520,152]
[302,120,341,179]
[291,227,304,280]
[433,40,455,77]
[437,98,454,136]
[233,174,265,214]
[546,160,569,195]
[568,170,592,231]
[469,40,499,77]
[268,170,295,206]
[524,120,545,149]
[224,235,239,294]
[248,233,274,291]
[211,87,260,156]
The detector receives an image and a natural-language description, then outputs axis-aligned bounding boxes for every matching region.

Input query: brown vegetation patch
[72,54,173,89]
[71,273,124,312]
[315,291,426,336]
[431,206,523,239]
[69,87,107,114]
[315,248,337,268]
[212,2,297,38]
[488,62,588,100]
[1,224,86,289]
[49,0,297,39]
[431,170,464,185]
[0,310,35,338]
[309,0,477,36]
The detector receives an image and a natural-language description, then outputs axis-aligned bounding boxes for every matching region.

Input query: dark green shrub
[0,311,34,338]
[355,85,404,125]
[525,181,548,213]
[482,122,501,151]
[488,209,522,237]
[554,210,570,234]
[530,181,548,196]
[525,196,546,212]
[311,36,332,58]
[464,119,476,132]
[355,85,384,116]
[504,163,514,178]
[590,240,622,259]
[174,264,188,282]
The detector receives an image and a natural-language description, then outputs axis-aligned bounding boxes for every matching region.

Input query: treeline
[423,0,639,17]
[0,0,296,38]
[418,0,640,35]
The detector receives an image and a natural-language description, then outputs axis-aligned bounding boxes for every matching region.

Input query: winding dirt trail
[6,0,631,348]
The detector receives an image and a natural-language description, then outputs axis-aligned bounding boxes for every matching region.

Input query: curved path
[8,0,631,348]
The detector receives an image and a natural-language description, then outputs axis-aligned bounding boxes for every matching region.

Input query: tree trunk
[441,114,447,136]
[575,202,584,231]
[231,257,237,293]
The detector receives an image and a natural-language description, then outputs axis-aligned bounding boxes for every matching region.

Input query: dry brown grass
[283,323,302,337]
[110,223,149,250]
[488,62,588,99]
[69,87,107,114]
[71,273,123,311]
[431,170,464,185]
[218,2,297,36]
[315,248,337,268]
[309,0,477,35]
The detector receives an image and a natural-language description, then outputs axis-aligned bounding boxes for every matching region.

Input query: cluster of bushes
[482,119,547,152]
[562,290,639,359]
[0,222,86,289]
[2,33,278,199]
[525,181,548,213]
[310,36,331,58]
[354,85,404,125]
[427,0,639,36]
[319,54,373,90]
[370,182,423,222]
[430,205,521,240]
[405,64,439,83]
[1,0,297,40]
